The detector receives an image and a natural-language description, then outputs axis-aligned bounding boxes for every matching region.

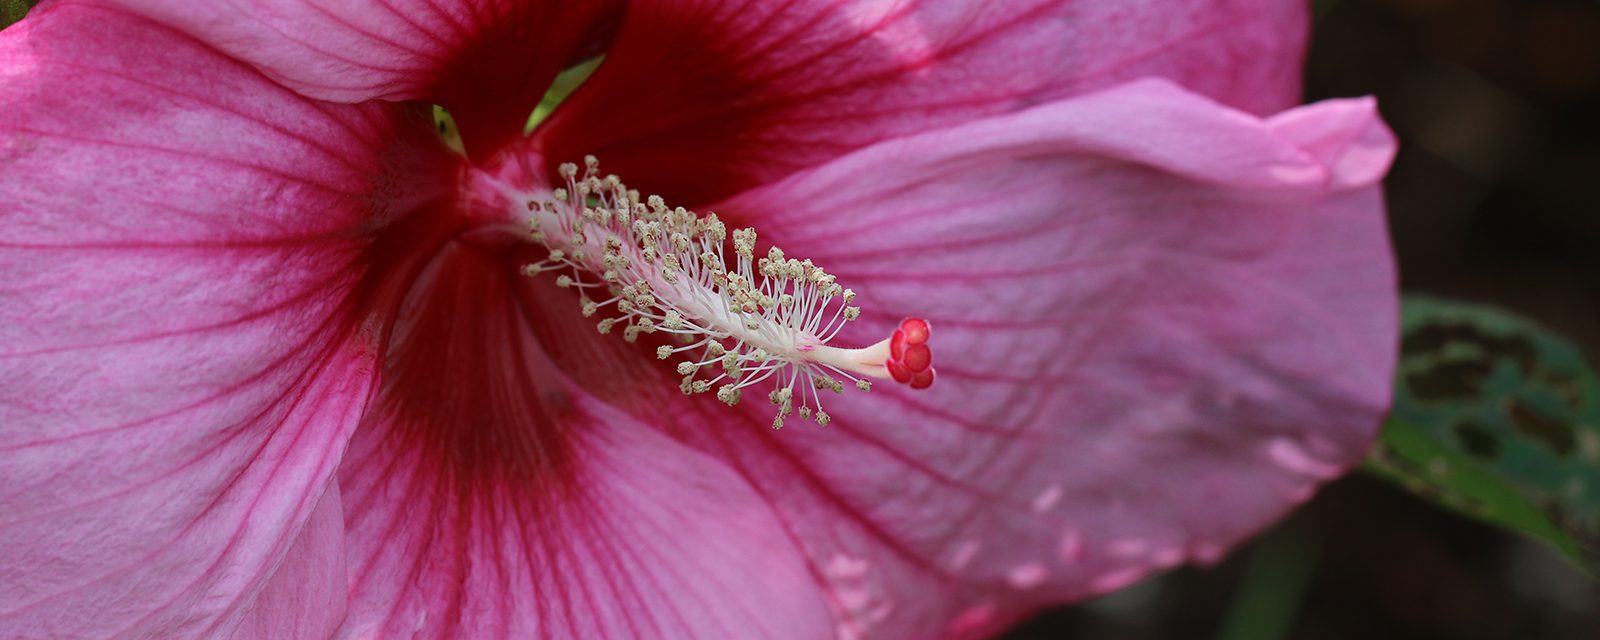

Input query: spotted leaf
[1370,295,1600,574]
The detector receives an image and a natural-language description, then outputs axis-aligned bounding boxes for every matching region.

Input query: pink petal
[532,79,1389,638]
[532,0,1306,205]
[95,0,622,157]
[0,5,444,636]
[470,74,1396,633]
[230,486,349,640]
[335,375,837,638]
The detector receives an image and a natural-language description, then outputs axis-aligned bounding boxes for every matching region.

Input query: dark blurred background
[1009,0,1600,637]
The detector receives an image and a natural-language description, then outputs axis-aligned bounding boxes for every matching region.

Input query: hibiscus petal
[230,487,350,640]
[0,5,443,636]
[93,0,622,157]
[526,79,1395,638]
[533,0,1307,205]
[335,372,837,639]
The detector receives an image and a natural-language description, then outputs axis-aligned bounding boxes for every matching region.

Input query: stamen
[521,156,935,428]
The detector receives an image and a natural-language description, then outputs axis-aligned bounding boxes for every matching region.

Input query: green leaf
[2,0,33,30]
[1366,418,1581,559]
[1368,295,1600,573]
[526,56,604,134]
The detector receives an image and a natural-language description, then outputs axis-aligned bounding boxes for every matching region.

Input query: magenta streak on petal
[533,0,1306,207]
[96,0,628,160]
[229,485,348,639]
[123,357,370,638]
[0,4,455,638]
[0,255,349,368]
[0,297,354,496]
[36,59,385,175]
[7,126,361,195]
[304,1,451,65]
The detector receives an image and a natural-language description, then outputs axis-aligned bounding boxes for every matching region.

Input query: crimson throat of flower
[520,156,935,428]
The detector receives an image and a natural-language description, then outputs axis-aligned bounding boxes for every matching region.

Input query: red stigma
[886,317,935,389]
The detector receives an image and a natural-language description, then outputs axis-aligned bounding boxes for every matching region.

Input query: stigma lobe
[886,317,936,390]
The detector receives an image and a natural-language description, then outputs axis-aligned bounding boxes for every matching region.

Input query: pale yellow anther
[733,228,757,258]
[701,214,726,243]
[656,345,672,360]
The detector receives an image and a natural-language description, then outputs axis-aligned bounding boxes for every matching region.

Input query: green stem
[1216,521,1322,640]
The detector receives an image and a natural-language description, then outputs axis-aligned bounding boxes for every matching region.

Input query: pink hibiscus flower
[0,0,1397,638]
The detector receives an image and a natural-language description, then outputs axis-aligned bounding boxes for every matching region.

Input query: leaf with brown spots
[1370,296,1600,575]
